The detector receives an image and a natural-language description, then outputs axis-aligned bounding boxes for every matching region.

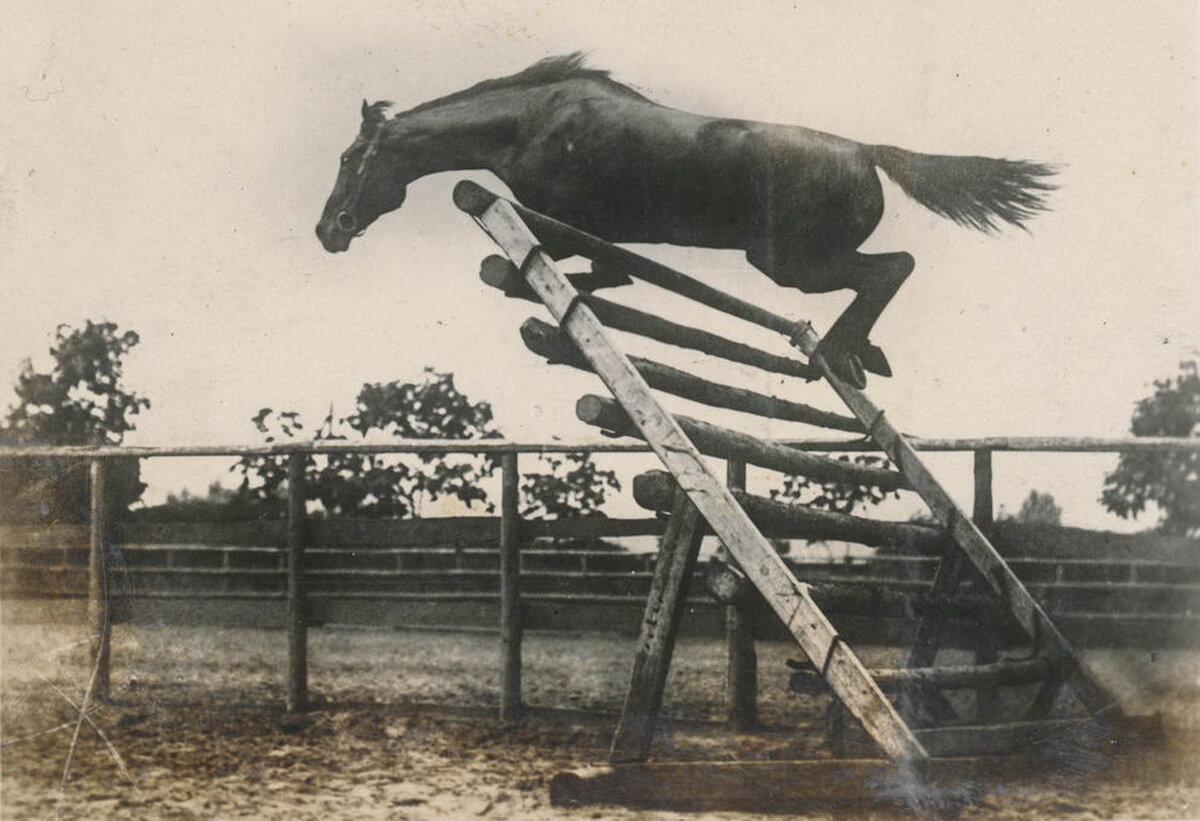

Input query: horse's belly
[512,165,755,248]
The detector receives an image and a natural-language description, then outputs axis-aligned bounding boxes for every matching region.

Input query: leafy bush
[1101,361,1199,536]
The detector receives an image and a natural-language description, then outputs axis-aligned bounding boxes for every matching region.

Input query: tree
[1101,360,1200,536]
[520,451,620,520]
[1009,490,1063,526]
[1,321,149,522]
[234,369,620,521]
[234,369,502,518]
[770,454,901,515]
[4,321,149,446]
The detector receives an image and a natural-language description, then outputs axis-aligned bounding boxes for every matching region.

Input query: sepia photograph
[2,1,1197,817]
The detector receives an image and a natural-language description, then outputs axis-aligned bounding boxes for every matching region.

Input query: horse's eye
[340,156,350,166]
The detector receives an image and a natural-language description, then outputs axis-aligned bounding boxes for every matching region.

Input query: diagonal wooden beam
[785,308,1117,719]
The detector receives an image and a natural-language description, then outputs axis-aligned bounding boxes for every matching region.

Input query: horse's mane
[398,52,651,117]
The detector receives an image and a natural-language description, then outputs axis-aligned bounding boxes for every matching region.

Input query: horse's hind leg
[820,251,914,380]
[747,246,914,387]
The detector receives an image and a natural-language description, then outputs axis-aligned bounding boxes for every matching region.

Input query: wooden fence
[2,437,1198,717]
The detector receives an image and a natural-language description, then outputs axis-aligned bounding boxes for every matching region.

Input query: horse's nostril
[335,212,357,232]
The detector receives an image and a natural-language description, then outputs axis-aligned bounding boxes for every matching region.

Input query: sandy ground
[2,618,1199,819]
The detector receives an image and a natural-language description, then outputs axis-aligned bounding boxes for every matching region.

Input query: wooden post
[972,450,994,527]
[87,458,111,704]
[610,490,707,763]
[724,460,757,731]
[972,450,1000,720]
[499,452,523,721]
[286,453,308,712]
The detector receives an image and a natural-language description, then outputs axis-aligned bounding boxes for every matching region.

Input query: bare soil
[2,618,1198,819]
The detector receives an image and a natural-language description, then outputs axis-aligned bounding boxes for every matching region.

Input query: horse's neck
[387,89,536,179]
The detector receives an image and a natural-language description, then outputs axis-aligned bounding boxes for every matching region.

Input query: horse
[316,53,1054,387]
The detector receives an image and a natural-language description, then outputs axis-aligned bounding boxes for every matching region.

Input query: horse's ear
[361,99,393,124]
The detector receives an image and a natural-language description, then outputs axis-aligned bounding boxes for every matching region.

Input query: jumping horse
[316,53,1054,387]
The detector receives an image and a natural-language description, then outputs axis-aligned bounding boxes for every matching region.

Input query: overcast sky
[3,1,1196,529]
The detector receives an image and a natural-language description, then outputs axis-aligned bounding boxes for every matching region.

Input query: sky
[2,1,1197,530]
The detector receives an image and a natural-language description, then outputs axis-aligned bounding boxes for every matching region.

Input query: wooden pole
[585,299,818,380]
[482,258,818,379]
[87,458,111,703]
[2,434,1195,461]
[286,453,308,712]
[611,490,708,763]
[972,450,1001,720]
[578,395,907,490]
[632,469,943,550]
[499,452,523,721]
[521,319,862,432]
[791,657,1054,692]
[724,460,757,731]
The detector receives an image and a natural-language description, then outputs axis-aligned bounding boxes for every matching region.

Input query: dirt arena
[3,617,1198,819]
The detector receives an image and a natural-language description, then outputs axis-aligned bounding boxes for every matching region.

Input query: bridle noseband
[335,120,387,235]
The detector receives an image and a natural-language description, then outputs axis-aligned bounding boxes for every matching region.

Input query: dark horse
[317,53,1054,386]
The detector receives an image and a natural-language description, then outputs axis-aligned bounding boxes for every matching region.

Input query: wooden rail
[577,395,908,489]
[520,318,863,432]
[2,435,1198,460]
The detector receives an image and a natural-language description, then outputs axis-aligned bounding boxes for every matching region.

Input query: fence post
[499,452,523,721]
[973,449,994,528]
[87,458,111,704]
[972,449,999,719]
[286,453,308,712]
[724,459,757,730]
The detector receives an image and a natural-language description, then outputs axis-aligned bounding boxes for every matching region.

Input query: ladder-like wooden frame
[453,180,1124,782]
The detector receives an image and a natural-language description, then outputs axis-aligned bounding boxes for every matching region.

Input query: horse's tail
[869,144,1057,232]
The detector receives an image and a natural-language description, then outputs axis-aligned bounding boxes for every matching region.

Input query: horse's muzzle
[315,218,352,253]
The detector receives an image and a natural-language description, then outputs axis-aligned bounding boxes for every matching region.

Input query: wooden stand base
[550,758,1032,812]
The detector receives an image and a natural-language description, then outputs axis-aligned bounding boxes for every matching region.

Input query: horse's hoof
[829,350,867,389]
[859,341,892,378]
[815,335,868,388]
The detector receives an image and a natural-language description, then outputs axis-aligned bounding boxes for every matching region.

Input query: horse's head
[316,100,408,252]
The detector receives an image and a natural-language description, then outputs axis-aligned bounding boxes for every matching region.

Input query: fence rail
[2,438,1197,719]
[1,435,1199,459]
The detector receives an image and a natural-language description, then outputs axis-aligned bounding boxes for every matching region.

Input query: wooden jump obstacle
[455,180,1139,810]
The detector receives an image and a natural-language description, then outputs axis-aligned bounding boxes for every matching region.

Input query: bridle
[334,120,388,235]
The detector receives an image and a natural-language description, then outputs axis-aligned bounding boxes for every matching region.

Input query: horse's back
[505,83,881,251]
